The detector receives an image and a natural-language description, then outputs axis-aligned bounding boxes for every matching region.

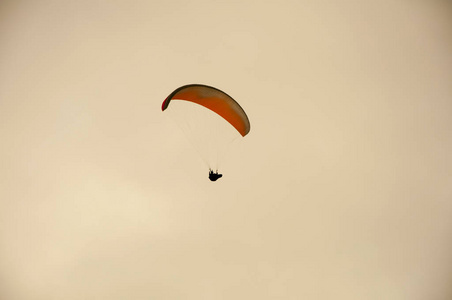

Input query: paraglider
[162,84,250,181]
[208,169,223,181]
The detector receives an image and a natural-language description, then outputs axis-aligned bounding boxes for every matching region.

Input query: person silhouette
[209,169,223,181]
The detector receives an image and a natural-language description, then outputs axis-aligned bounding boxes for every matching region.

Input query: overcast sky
[1,1,452,299]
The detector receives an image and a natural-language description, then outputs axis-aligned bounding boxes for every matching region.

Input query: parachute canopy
[162,84,250,136]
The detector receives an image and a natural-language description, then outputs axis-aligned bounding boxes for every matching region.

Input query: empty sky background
[1,1,452,299]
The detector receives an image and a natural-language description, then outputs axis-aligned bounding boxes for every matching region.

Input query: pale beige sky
[1,1,452,299]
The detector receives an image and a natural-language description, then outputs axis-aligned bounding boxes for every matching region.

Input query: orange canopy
[162,84,250,136]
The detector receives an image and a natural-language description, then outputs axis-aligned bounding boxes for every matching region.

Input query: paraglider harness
[209,169,223,181]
